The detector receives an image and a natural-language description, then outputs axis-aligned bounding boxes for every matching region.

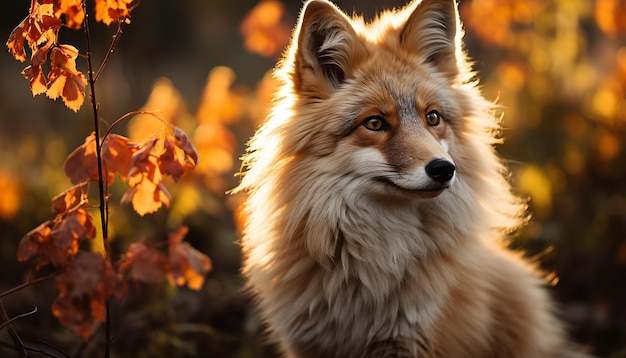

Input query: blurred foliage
[0,0,624,357]
[459,1,626,355]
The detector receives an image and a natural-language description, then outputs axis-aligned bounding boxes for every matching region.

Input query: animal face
[275,0,470,200]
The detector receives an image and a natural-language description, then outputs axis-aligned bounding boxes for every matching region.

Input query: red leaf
[167,226,211,290]
[63,133,100,184]
[52,252,118,340]
[50,208,96,245]
[51,182,89,214]
[118,241,169,284]
[65,133,145,187]
[159,128,199,181]
[18,218,77,268]
[24,3,62,49]
[17,220,54,267]
[17,208,95,269]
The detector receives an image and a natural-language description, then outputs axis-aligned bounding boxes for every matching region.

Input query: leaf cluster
[6,0,136,111]
[5,0,212,344]
[16,127,205,339]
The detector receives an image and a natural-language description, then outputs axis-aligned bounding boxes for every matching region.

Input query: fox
[233,0,591,357]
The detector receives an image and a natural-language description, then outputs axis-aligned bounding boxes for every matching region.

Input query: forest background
[0,0,625,357]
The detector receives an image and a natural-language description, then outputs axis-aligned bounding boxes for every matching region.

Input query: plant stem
[94,20,125,83]
[0,275,54,299]
[82,1,111,357]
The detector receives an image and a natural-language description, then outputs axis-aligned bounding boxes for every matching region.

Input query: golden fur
[233,0,590,357]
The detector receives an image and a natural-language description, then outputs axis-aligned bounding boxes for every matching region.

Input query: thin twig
[0,299,27,356]
[94,20,125,82]
[0,340,61,358]
[101,110,164,143]
[82,1,111,357]
[0,275,54,300]
[0,305,38,332]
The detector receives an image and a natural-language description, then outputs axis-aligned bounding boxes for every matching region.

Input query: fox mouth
[374,177,449,197]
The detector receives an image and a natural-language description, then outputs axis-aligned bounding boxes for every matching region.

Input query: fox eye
[425,110,442,126]
[362,116,389,131]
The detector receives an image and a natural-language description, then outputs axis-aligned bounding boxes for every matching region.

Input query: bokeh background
[0,0,625,357]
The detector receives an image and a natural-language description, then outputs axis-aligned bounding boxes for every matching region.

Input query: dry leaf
[46,45,87,112]
[57,0,85,29]
[102,133,139,180]
[64,133,100,184]
[21,65,48,96]
[167,226,211,290]
[52,252,118,340]
[17,220,54,268]
[6,23,27,62]
[95,0,135,26]
[50,208,96,246]
[118,241,169,284]
[51,182,89,214]
[24,3,62,49]
[121,179,172,216]
[159,128,199,181]
[121,137,172,215]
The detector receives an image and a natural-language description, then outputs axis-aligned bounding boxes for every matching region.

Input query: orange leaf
[95,0,135,26]
[167,226,211,290]
[52,252,118,340]
[64,133,100,184]
[50,208,96,246]
[193,122,236,176]
[159,128,199,181]
[30,37,54,67]
[25,3,62,48]
[0,170,22,221]
[18,218,78,269]
[102,133,139,180]
[51,182,89,214]
[21,64,48,96]
[120,136,172,215]
[46,45,87,111]
[195,66,247,125]
[121,178,171,216]
[16,207,94,270]
[6,23,27,62]
[57,0,85,29]
[127,136,159,186]
[118,241,169,284]
[17,220,54,267]
[240,0,291,58]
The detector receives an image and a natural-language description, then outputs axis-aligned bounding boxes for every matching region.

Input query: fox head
[261,0,475,199]
[237,0,525,270]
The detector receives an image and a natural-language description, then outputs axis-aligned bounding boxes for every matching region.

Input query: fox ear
[400,0,461,77]
[292,0,366,94]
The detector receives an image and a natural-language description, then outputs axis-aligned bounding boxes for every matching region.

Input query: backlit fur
[233,0,589,357]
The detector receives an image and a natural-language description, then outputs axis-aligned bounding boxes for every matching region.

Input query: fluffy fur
[233,0,588,357]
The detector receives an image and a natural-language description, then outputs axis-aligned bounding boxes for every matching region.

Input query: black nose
[425,159,455,184]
